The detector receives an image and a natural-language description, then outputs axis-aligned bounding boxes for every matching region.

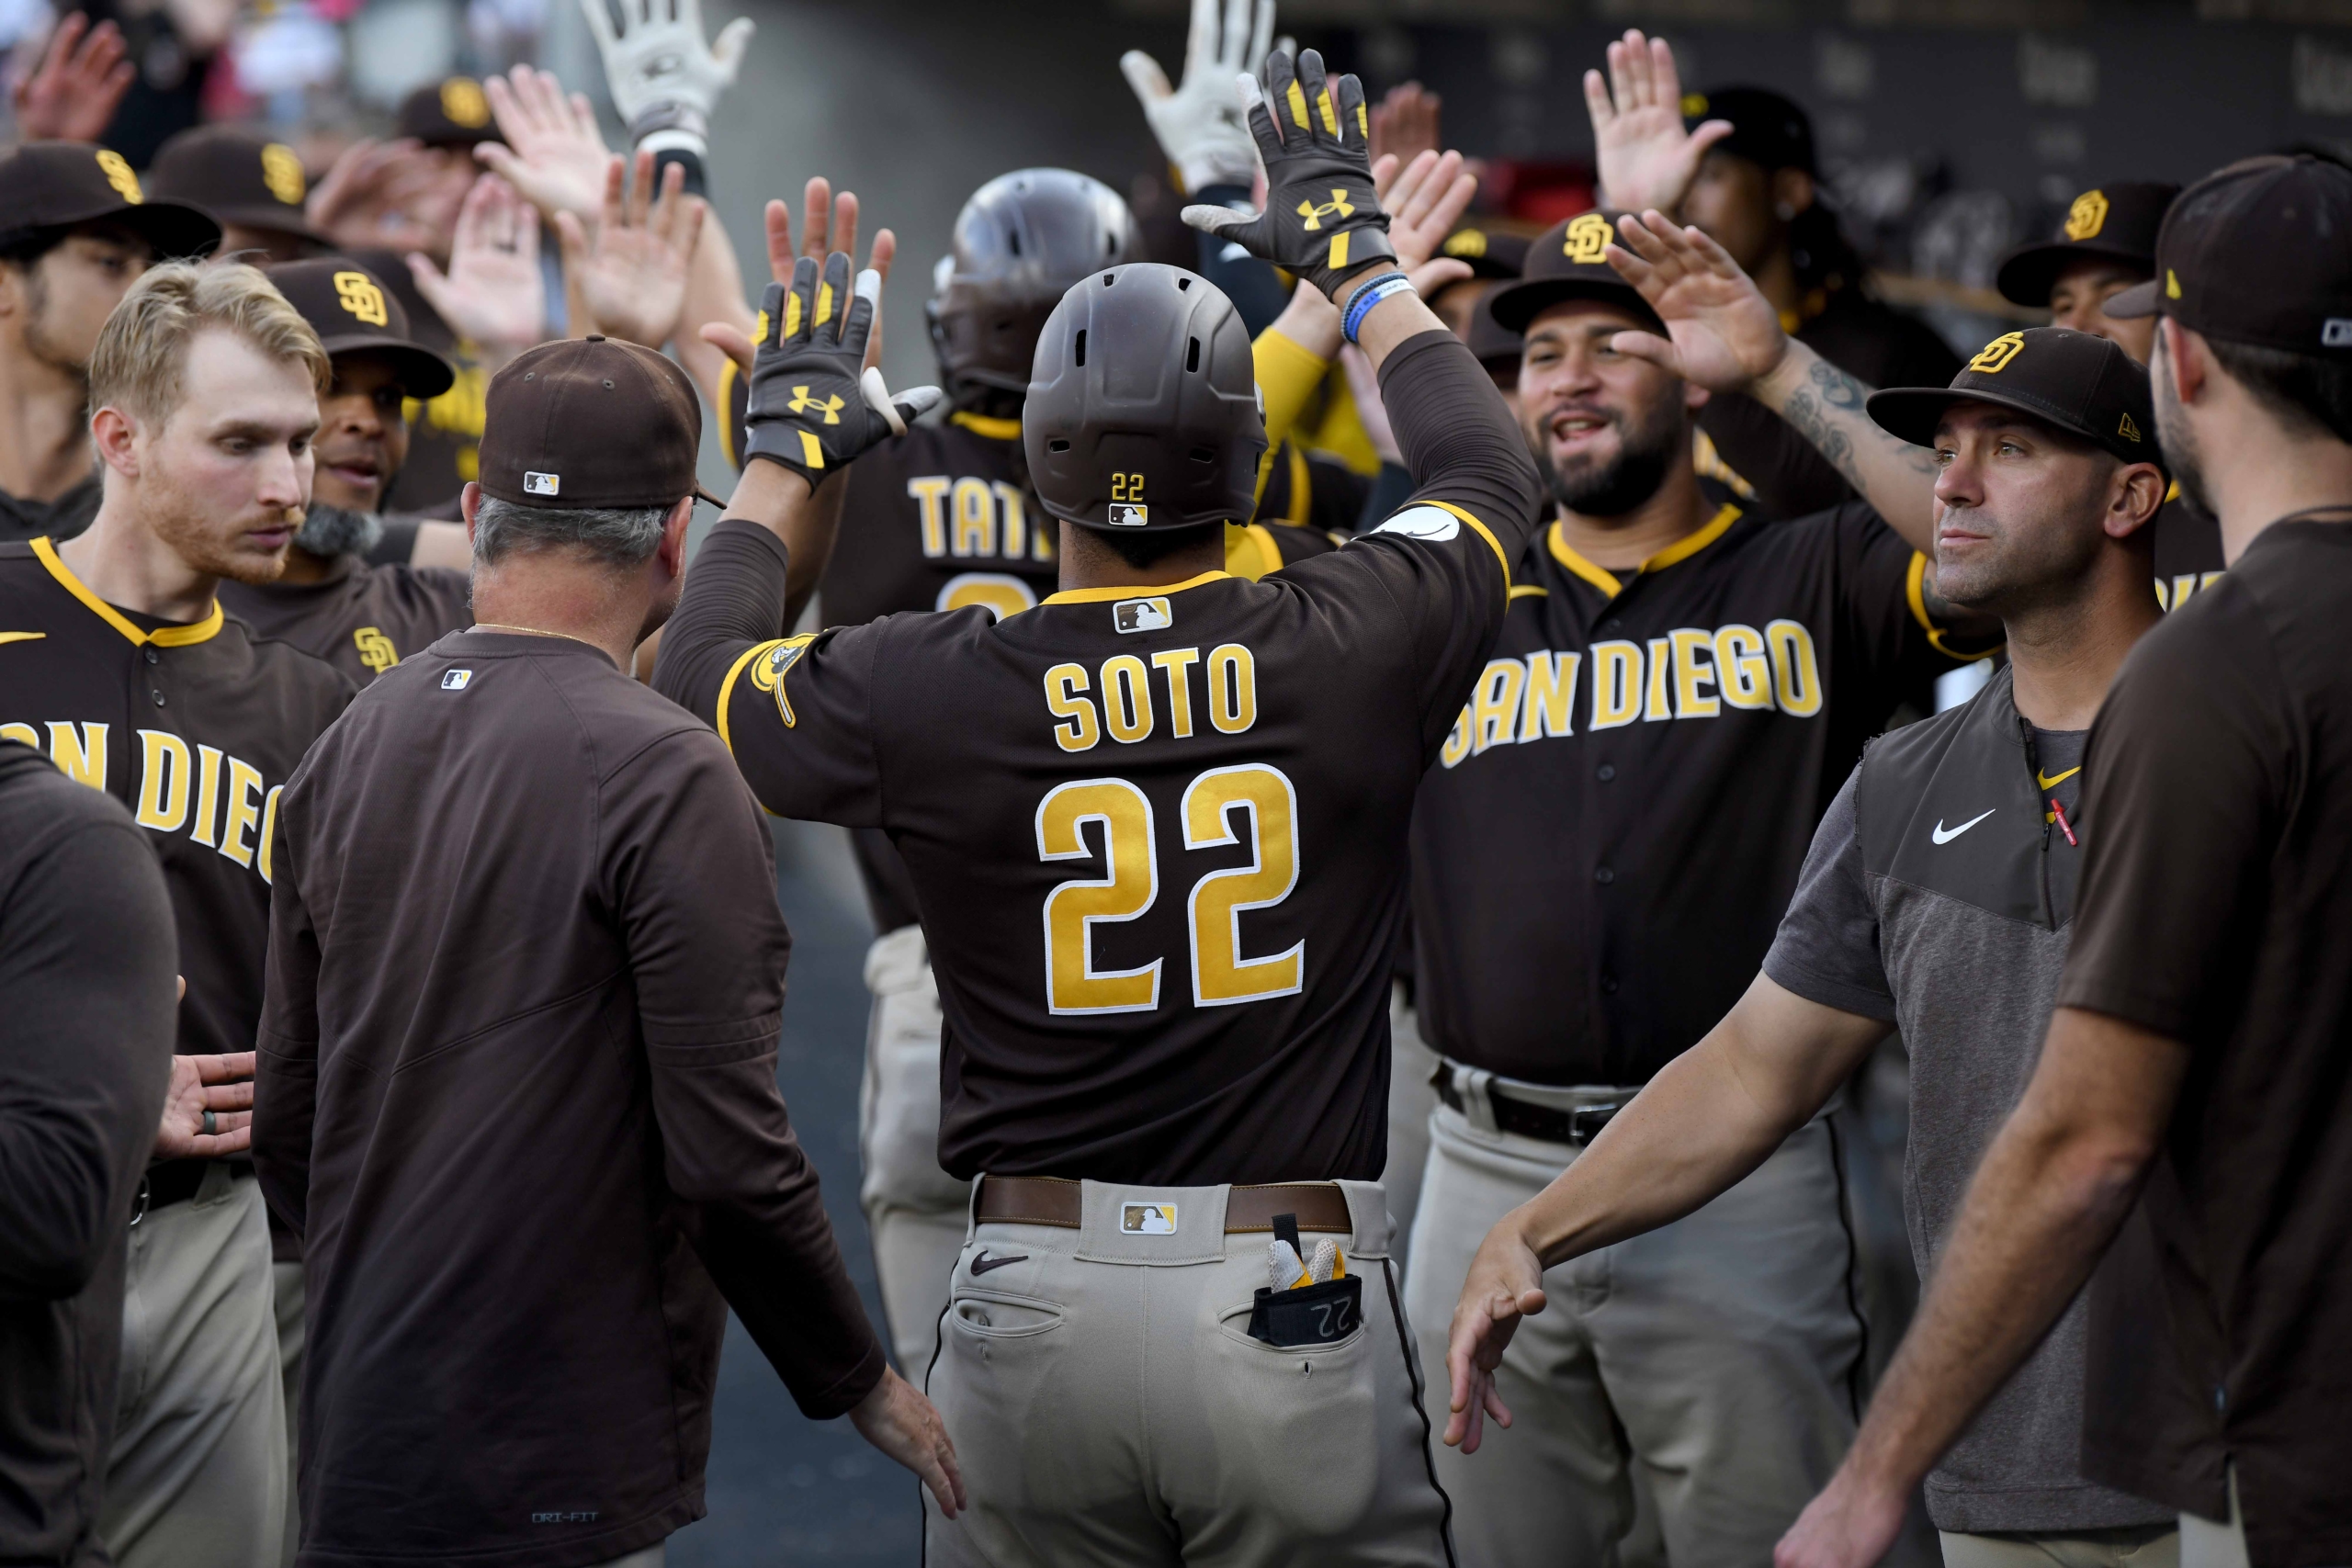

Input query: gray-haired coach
[254,334,961,1568]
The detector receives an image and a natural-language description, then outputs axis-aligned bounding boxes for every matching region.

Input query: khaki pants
[925,1179,1453,1567]
[859,925,972,1371]
[1940,1526,2179,1566]
[2177,1469,2249,1568]
[1404,1074,1874,1568]
[102,1167,288,1568]
[272,1258,303,1565]
[1384,985,1441,1269]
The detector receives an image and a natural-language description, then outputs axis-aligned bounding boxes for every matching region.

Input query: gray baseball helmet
[926,168,1138,397]
[1023,264,1266,535]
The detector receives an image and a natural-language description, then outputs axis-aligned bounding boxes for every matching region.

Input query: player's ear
[1770,167,1815,221]
[459,480,481,538]
[657,495,694,573]
[91,405,140,477]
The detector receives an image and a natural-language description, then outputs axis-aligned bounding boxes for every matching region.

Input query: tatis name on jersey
[0,719,284,881]
[1441,617,1826,768]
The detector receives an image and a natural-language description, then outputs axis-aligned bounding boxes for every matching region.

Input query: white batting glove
[578,0,753,156]
[1120,0,1274,195]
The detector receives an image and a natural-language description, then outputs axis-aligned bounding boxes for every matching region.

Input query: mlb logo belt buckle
[1120,1201,1178,1235]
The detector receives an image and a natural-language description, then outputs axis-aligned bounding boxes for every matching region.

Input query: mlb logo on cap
[1114,597,1172,634]
[524,471,560,497]
[441,669,473,690]
[1107,502,1148,527]
[1121,1203,1178,1235]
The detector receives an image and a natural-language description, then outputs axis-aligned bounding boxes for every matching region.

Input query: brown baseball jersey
[0,537,354,1062]
[217,556,472,686]
[659,329,1541,1183]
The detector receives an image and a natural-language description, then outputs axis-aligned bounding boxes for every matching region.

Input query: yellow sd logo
[1564,212,1612,265]
[1967,332,2027,375]
[334,271,389,327]
[786,386,843,425]
[2064,189,2109,242]
[95,150,141,203]
[352,626,399,674]
[1443,229,1488,258]
[440,77,491,128]
[1296,189,1354,232]
[749,634,816,727]
[261,143,306,207]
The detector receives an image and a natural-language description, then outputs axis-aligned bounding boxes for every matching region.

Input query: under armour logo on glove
[1178,47,1397,299]
[741,251,941,485]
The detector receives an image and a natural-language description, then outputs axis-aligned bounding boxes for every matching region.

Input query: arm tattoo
[1781,358,1941,486]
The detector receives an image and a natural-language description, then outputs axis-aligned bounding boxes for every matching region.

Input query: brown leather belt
[976,1175,1351,1234]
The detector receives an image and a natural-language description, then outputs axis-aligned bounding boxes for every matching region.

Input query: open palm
[1602,212,1788,393]
[1584,28,1729,217]
[407,175,546,352]
[559,152,704,348]
[478,64,611,220]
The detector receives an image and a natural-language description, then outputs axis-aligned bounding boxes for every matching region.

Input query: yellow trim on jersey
[1905,551,1993,661]
[950,411,1023,441]
[1043,570,1231,606]
[1508,584,1549,601]
[1545,502,1740,600]
[1283,442,1310,525]
[717,355,741,469]
[1252,327,1330,457]
[1225,522,1284,581]
[0,631,46,645]
[1421,501,1511,590]
[33,536,223,647]
[714,637,786,756]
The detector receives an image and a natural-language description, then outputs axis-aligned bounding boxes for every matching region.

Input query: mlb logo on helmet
[1121,1203,1178,1235]
[1114,597,1171,634]
[1107,502,1148,527]
[441,669,473,690]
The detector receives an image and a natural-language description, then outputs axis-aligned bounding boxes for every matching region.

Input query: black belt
[1435,1070,1620,1146]
[132,1160,250,1224]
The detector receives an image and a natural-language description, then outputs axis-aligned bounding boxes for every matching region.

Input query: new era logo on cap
[1121,1203,1178,1235]
[1107,502,1148,527]
[1114,597,1171,634]
[524,471,560,497]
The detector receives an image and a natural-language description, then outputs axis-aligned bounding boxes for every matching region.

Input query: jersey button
[1594,866,1615,885]
[1600,974,1620,995]
[1596,764,1616,782]
[143,648,159,665]
[151,690,166,706]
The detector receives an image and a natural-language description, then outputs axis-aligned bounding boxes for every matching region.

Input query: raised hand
[1120,0,1275,195]
[1444,1220,1547,1455]
[405,175,547,357]
[478,63,611,220]
[309,138,465,257]
[579,0,753,147]
[153,1052,255,1160]
[12,12,134,143]
[1601,209,1790,392]
[741,250,937,486]
[1181,47,1396,299]
[1373,147,1476,274]
[698,178,895,378]
[1584,28,1729,218]
[558,151,705,348]
[1367,80,1440,167]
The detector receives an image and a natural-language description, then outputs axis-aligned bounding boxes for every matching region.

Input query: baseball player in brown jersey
[0,262,352,1568]
[216,258,471,685]
[660,48,1541,1564]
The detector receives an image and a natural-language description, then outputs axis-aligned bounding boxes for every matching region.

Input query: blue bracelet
[1341,271,1414,344]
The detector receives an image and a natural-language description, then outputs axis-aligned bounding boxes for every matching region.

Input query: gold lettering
[1589,640,1642,731]
[1713,624,1771,709]
[952,477,994,557]
[990,479,1027,559]
[1767,619,1823,716]
[1151,647,1200,738]
[1044,662,1100,752]
[135,730,192,830]
[1473,658,1525,752]
[1101,655,1154,744]
[1440,705,1473,769]
[1521,651,1579,739]
[1206,644,1257,734]
[0,722,37,749]
[908,476,950,557]
[44,721,107,788]
[257,785,283,885]
[190,744,224,846]
[1644,637,1674,720]
[1670,627,1720,718]
[219,759,265,868]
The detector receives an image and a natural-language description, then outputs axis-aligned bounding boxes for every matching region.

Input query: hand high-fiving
[741,253,938,486]
[1181,47,1397,299]
[1121,0,1275,196]
[1585,28,1730,218]
[1601,210,1792,394]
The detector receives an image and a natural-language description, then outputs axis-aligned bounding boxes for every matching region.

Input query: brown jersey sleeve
[652,517,888,827]
[255,806,323,1242]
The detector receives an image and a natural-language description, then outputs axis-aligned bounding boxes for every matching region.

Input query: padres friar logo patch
[352,626,398,673]
[1966,332,2027,375]
[334,271,389,327]
[1564,212,1612,265]
[95,150,141,203]
[2064,189,2109,242]
[440,77,491,128]
[748,634,817,727]
[261,143,306,207]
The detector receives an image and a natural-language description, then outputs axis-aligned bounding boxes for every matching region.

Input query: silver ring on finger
[202,1109,218,1135]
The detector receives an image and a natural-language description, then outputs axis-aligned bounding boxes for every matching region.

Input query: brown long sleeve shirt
[254,628,883,1568]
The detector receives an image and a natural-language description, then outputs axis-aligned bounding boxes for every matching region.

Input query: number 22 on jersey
[1036,765,1303,1015]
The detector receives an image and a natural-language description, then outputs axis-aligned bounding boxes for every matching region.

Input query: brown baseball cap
[0,141,219,258]
[1995,181,2178,307]
[266,258,455,400]
[2106,155,2352,357]
[398,77,496,148]
[147,125,331,247]
[1866,326,2163,472]
[479,336,717,509]
[1483,210,1664,335]
[1440,227,1532,281]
